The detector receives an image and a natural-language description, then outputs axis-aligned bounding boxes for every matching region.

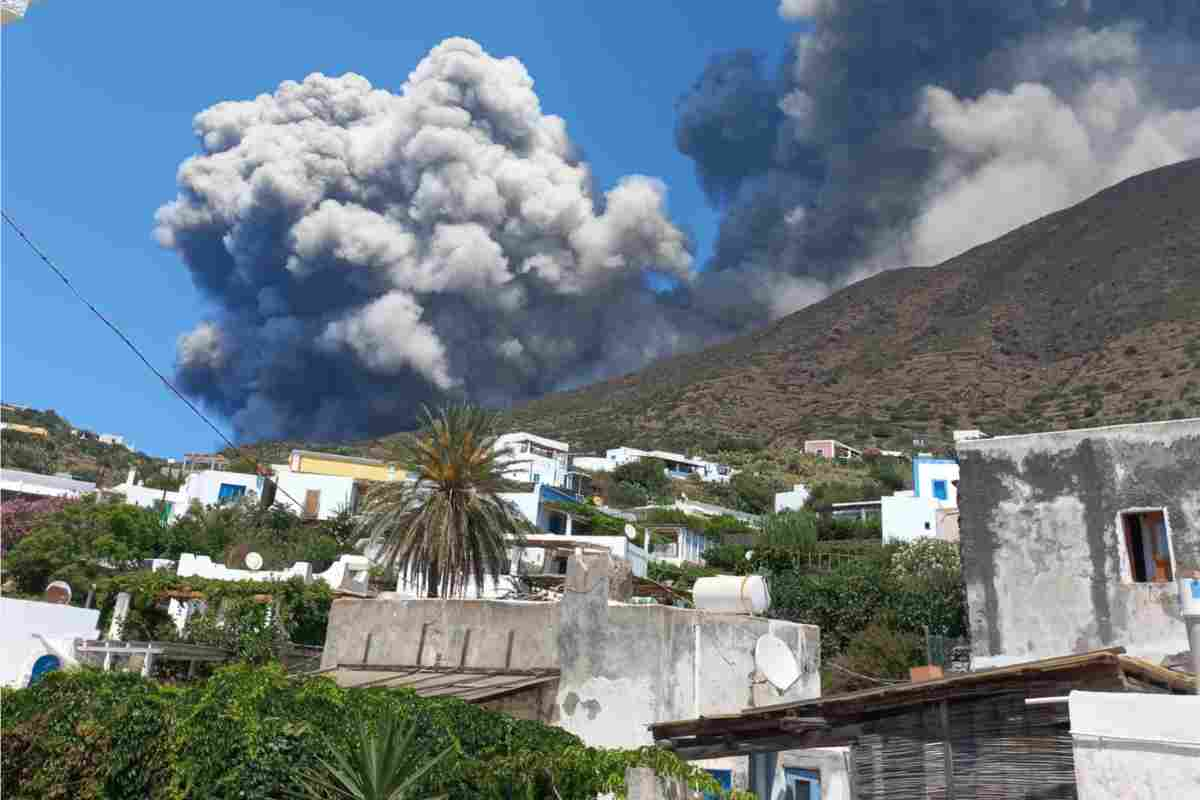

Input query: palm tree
[358,404,528,598]
[294,715,453,800]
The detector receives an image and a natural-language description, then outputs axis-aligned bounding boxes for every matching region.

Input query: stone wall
[957,419,1200,663]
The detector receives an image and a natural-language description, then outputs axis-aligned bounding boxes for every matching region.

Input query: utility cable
[2,210,308,512]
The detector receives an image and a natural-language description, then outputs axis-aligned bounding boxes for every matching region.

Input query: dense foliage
[609,457,671,506]
[1,666,722,800]
[0,495,76,553]
[765,539,966,659]
[95,570,334,657]
[1,496,352,599]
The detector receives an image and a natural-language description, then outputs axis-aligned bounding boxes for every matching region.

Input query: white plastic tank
[692,575,770,615]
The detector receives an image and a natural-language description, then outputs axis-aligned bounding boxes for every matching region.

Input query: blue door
[703,768,733,800]
[784,767,820,800]
[29,654,61,686]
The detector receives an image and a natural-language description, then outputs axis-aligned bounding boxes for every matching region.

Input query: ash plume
[683,1,1200,314]
[157,39,698,440]
[160,14,1200,441]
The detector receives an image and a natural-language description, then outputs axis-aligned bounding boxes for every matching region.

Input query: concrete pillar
[625,767,687,800]
[108,592,131,640]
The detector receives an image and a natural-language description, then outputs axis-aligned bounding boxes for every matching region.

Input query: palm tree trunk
[427,561,440,598]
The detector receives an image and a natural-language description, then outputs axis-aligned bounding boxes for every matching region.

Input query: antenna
[755,634,800,692]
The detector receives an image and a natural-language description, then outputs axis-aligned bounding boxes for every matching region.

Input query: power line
[2,210,306,511]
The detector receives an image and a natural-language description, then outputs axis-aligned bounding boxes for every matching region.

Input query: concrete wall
[1070,690,1200,800]
[320,553,820,751]
[957,419,1200,663]
[1,598,100,688]
[775,484,811,513]
[556,554,820,748]
[881,495,938,543]
[273,469,356,519]
[320,596,560,672]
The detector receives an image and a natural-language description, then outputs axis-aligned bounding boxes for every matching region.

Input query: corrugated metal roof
[331,663,559,703]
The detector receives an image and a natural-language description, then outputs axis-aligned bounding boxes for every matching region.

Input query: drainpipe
[1179,575,1200,694]
[693,621,702,718]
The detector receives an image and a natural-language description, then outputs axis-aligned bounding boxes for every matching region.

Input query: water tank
[692,575,770,615]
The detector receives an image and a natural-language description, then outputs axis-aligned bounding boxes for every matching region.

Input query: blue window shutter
[932,480,948,501]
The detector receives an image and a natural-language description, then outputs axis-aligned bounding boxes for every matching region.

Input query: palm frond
[357,404,529,598]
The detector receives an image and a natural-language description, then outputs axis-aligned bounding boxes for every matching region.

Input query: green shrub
[1,666,720,800]
[760,511,818,550]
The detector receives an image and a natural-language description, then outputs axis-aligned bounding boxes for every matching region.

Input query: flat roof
[495,431,569,451]
[0,468,97,493]
[292,449,391,467]
[956,417,1200,448]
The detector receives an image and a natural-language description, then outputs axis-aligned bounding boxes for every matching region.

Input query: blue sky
[2,2,795,458]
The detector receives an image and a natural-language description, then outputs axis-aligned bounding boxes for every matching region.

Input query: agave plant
[295,715,454,800]
[357,404,528,598]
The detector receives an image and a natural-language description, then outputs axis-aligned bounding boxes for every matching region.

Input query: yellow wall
[3,423,49,437]
[294,453,406,482]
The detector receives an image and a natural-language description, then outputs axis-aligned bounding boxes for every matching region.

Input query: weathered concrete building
[321,551,820,768]
[957,418,1200,666]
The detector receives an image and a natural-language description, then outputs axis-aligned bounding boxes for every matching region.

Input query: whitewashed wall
[1071,690,1200,800]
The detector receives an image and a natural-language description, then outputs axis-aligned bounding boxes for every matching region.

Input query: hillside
[499,158,1200,454]
[0,405,169,487]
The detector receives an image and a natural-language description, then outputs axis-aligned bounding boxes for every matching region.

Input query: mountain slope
[502,158,1200,453]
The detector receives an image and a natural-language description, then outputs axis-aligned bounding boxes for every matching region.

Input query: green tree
[759,510,818,550]
[3,497,163,595]
[728,471,780,515]
[356,405,528,598]
[611,457,670,500]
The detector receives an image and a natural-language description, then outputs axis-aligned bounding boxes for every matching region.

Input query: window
[932,479,949,501]
[532,472,541,485]
[784,768,820,800]
[217,483,246,504]
[924,521,931,530]
[1121,509,1173,583]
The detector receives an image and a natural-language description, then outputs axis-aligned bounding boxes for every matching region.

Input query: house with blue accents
[880,456,960,544]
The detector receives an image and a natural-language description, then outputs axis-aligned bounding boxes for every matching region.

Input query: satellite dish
[45,581,72,605]
[624,523,639,541]
[244,552,264,570]
[745,550,755,561]
[755,634,801,692]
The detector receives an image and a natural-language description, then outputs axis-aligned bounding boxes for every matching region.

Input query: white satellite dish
[755,634,800,692]
[624,523,639,541]
[244,551,264,570]
[745,550,754,561]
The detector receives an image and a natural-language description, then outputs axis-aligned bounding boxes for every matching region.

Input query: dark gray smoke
[157,39,701,440]
[159,14,1200,440]
[684,1,1200,301]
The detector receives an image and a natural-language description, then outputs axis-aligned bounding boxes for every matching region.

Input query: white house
[774,484,811,513]
[604,446,733,483]
[267,464,358,520]
[881,457,960,543]
[98,433,129,449]
[1,598,100,688]
[953,429,989,443]
[175,469,263,515]
[494,432,570,488]
[0,468,96,499]
[110,469,183,520]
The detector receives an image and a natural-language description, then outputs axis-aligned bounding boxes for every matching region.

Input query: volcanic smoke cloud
[158,39,698,439]
[160,9,1200,440]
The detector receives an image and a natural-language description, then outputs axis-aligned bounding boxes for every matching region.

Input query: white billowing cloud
[778,0,835,20]
[157,37,695,439]
[907,71,1200,267]
[321,292,454,388]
